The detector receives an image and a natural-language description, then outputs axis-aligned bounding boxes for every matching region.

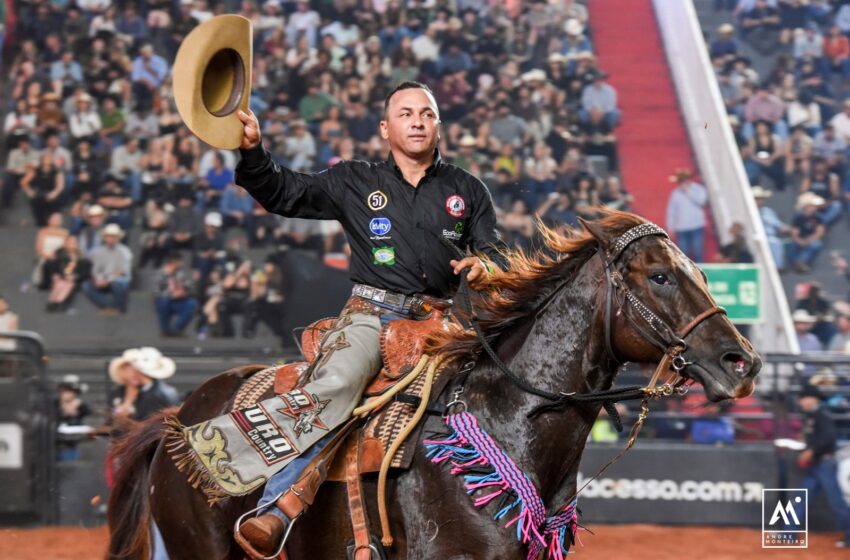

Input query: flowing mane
[429,209,648,361]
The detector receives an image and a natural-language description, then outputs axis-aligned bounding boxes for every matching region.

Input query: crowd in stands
[1,0,630,344]
[711,0,850,358]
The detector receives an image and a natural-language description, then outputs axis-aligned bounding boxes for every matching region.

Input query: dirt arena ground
[0,524,845,559]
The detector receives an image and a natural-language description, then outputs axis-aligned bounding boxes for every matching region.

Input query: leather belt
[352,283,418,312]
[352,283,451,315]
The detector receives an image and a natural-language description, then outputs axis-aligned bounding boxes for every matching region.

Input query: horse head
[583,212,761,402]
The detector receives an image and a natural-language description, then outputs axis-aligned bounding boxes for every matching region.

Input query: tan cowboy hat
[717,23,735,35]
[751,185,773,199]
[173,15,253,150]
[564,18,584,36]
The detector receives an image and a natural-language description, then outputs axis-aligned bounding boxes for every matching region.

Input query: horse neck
[466,256,615,505]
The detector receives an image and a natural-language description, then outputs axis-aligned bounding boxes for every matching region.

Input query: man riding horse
[233,80,505,555]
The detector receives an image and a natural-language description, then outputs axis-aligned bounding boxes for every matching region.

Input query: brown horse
[108,211,761,559]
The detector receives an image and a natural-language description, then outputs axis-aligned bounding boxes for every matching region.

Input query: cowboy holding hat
[109,347,180,421]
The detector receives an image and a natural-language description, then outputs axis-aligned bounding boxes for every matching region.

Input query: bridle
[597,222,727,396]
[448,221,727,416]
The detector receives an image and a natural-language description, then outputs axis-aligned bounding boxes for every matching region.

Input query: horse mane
[428,209,648,362]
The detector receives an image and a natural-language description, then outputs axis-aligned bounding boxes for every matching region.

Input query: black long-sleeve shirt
[236,145,505,298]
[803,407,838,463]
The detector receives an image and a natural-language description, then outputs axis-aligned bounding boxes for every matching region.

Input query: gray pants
[259,300,407,511]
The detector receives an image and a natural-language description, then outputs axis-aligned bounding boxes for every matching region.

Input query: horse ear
[579,217,613,249]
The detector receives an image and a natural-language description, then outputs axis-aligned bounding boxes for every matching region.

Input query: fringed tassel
[162,416,230,506]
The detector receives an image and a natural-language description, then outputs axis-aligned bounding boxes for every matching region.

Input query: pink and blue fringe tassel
[424,411,581,560]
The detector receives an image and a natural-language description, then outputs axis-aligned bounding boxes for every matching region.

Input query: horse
[107,210,761,559]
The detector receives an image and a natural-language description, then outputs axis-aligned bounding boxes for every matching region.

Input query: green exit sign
[701,264,761,324]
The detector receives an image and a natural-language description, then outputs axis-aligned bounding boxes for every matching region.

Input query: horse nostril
[721,352,750,378]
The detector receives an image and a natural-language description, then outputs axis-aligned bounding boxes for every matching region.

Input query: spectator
[745,120,786,190]
[788,192,827,273]
[800,157,842,225]
[599,175,632,211]
[70,138,104,201]
[3,136,40,209]
[797,282,837,348]
[78,204,106,256]
[717,222,755,263]
[131,43,169,111]
[154,253,198,337]
[823,25,850,81]
[793,309,823,352]
[796,385,850,548]
[740,0,781,55]
[752,186,790,271]
[82,223,132,315]
[243,257,285,339]
[96,175,133,232]
[56,374,91,461]
[44,235,91,312]
[581,70,619,128]
[665,168,708,262]
[779,0,809,46]
[710,23,739,65]
[536,190,579,229]
[744,84,787,138]
[110,137,143,201]
[109,347,179,421]
[829,305,850,352]
[812,123,846,176]
[829,98,850,143]
[33,211,69,288]
[194,212,225,281]
[283,119,317,172]
[68,93,101,144]
[490,102,529,147]
[20,151,64,227]
[286,0,321,48]
[783,125,813,178]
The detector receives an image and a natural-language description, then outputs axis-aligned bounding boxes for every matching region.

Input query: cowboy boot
[239,513,286,557]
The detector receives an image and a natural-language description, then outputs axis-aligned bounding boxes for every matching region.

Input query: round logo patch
[368,191,388,211]
[445,195,466,218]
[369,217,392,236]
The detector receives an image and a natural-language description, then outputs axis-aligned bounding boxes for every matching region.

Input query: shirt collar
[386,148,442,180]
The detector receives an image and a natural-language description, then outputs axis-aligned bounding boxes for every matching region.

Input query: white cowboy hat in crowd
[109,347,176,384]
[521,69,548,83]
[564,18,584,36]
[172,15,253,149]
[102,223,125,238]
[751,186,773,199]
[205,211,223,227]
[796,191,826,209]
[791,309,818,323]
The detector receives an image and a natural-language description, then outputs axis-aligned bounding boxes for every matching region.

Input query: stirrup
[233,492,302,560]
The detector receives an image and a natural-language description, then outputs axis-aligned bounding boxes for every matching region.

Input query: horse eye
[650,273,670,286]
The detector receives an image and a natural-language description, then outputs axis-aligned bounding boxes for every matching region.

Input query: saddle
[234,306,459,560]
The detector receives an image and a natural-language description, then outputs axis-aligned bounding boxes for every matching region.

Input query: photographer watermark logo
[762,489,807,548]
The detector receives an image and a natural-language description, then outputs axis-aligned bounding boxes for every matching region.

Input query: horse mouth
[682,363,756,402]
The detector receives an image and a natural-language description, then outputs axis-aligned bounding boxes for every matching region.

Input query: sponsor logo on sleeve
[369,217,392,240]
[445,195,466,218]
[367,191,388,211]
[372,246,396,266]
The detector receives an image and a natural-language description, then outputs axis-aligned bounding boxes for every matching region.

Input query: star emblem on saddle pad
[277,388,332,437]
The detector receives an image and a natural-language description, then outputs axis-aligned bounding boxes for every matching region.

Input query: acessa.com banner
[577,442,775,526]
